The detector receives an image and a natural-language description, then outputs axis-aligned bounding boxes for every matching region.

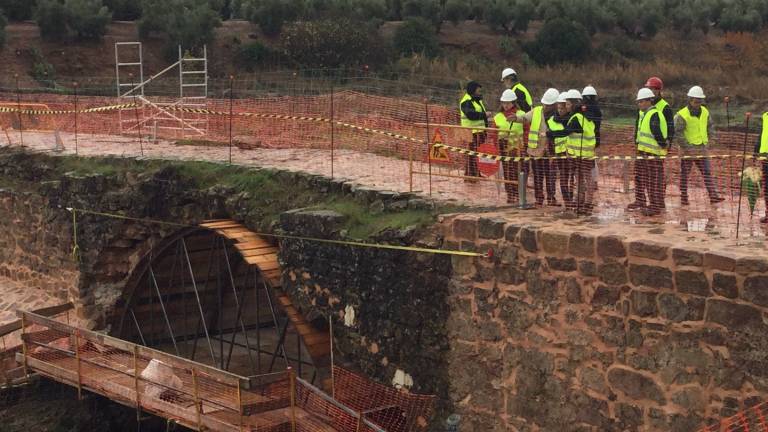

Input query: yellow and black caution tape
[431,143,768,162]
[65,208,488,258]
[0,103,138,115]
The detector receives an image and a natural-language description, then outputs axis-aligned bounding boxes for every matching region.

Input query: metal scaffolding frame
[114,42,209,140]
[117,232,319,383]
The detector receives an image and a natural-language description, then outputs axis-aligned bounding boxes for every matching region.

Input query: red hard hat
[644,76,663,90]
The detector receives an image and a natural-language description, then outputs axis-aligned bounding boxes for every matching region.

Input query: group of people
[458,68,743,218]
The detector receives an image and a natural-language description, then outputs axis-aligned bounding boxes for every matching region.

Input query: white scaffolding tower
[115,42,209,140]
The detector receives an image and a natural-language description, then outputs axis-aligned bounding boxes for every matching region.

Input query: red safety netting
[0,83,765,239]
[698,401,768,432]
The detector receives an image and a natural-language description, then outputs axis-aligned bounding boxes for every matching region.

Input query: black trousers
[634,157,665,210]
[763,161,768,210]
[465,133,485,177]
[556,156,573,205]
[681,159,718,201]
[499,138,519,202]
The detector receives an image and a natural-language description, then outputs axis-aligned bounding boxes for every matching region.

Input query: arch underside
[113,222,329,383]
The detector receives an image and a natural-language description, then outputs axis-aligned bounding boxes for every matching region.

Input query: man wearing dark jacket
[459,81,488,178]
[582,85,602,147]
[628,88,669,216]
[644,76,675,146]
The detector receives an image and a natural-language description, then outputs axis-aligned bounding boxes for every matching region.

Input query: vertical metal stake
[15,75,23,148]
[130,74,144,156]
[425,99,432,196]
[735,114,752,239]
[330,86,335,179]
[73,82,79,155]
[74,330,82,400]
[229,76,234,165]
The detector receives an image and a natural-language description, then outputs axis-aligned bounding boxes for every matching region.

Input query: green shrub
[139,0,221,57]
[0,0,38,21]
[594,35,649,64]
[719,6,762,32]
[103,0,142,20]
[281,19,387,68]
[234,41,272,71]
[29,47,56,86]
[498,35,515,57]
[65,0,112,40]
[443,0,469,25]
[241,0,303,36]
[523,18,590,65]
[401,0,441,28]
[392,17,439,58]
[35,0,69,40]
[483,0,534,33]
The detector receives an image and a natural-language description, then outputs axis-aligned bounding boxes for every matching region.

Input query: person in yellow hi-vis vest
[493,89,524,203]
[628,87,669,216]
[459,81,489,179]
[674,86,724,206]
[548,89,597,214]
[515,88,560,206]
[754,112,768,223]
[501,68,533,112]
[550,92,572,204]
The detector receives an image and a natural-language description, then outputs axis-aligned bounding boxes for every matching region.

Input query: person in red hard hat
[629,88,669,216]
[644,77,675,205]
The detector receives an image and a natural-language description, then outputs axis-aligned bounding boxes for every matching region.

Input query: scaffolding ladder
[115,42,146,136]
[114,43,209,140]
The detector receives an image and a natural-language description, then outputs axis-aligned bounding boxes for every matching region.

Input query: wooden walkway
[200,220,331,367]
[15,311,383,432]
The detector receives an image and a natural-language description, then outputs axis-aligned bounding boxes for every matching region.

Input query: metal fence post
[228,75,234,165]
[14,74,23,148]
[74,330,82,400]
[289,367,296,432]
[73,82,79,155]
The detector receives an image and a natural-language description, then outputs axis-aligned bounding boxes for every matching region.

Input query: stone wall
[0,189,77,301]
[441,213,768,431]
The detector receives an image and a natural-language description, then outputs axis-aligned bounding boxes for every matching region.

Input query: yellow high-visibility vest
[547,116,568,154]
[760,112,768,154]
[512,83,533,108]
[636,107,668,155]
[459,93,487,134]
[566,113,596,158]
[677,106,709,145]
[527,106,543,149]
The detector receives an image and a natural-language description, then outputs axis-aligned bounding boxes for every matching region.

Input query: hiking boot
[626,201,645,211]
[642,208,662,217]
[710,196,725,204]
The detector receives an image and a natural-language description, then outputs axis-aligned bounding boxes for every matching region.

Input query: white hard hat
[582,85,597,96]
[687,85,706,99]
[556,93,568,103]
[636,87,655,101]
[541,88,559,105]
[567,89,582,100]
[500,89,518,102]
[501,68,517,81]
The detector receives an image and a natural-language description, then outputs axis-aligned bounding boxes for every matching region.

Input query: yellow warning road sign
[429,130,451,164]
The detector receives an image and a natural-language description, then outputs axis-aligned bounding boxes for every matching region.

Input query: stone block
[591,285,621,307]
[630,264,673,289]
[631,290,658,317]
[599,262,628,286]
[280,209,347,237]
[566,279,582,303]
[615,403,644,429]
[505,224,521,241]
[735,257,768,275]
[706,299,763,329]
[672,248,704,267]
[629,241,669,261]
[672,387,706,414]
[579,260,597,277]
[607,367,666,404]
[547,257,577,272]
[478,217,506,239]
[453,217,477,240]
[527,274,557,301]
[542,231,569,255]
[597,235,627,258]
[743,275,768,307]
[520,227,538,253]
[451,255,475,277]
[675,270,711,297]
[570,233,595,258]
[712,273,738,299]
[704,251,737,272]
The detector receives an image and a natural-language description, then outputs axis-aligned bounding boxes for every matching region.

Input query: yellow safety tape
[65,208,488,258]
[431,143,768,162]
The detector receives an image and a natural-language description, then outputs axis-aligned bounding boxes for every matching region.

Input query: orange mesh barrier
[0,86,765,239]
[698,401,768,432]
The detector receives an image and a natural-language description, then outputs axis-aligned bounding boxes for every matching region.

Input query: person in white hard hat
[501,67,533,112]
[675,86,723,206]
[550,92,572,203]
[515,87,560,206]
[493,89,524,203]
[582,85,602,148]
[628,87,669,216]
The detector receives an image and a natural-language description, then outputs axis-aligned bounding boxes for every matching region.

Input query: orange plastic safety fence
[698,402,768,432]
